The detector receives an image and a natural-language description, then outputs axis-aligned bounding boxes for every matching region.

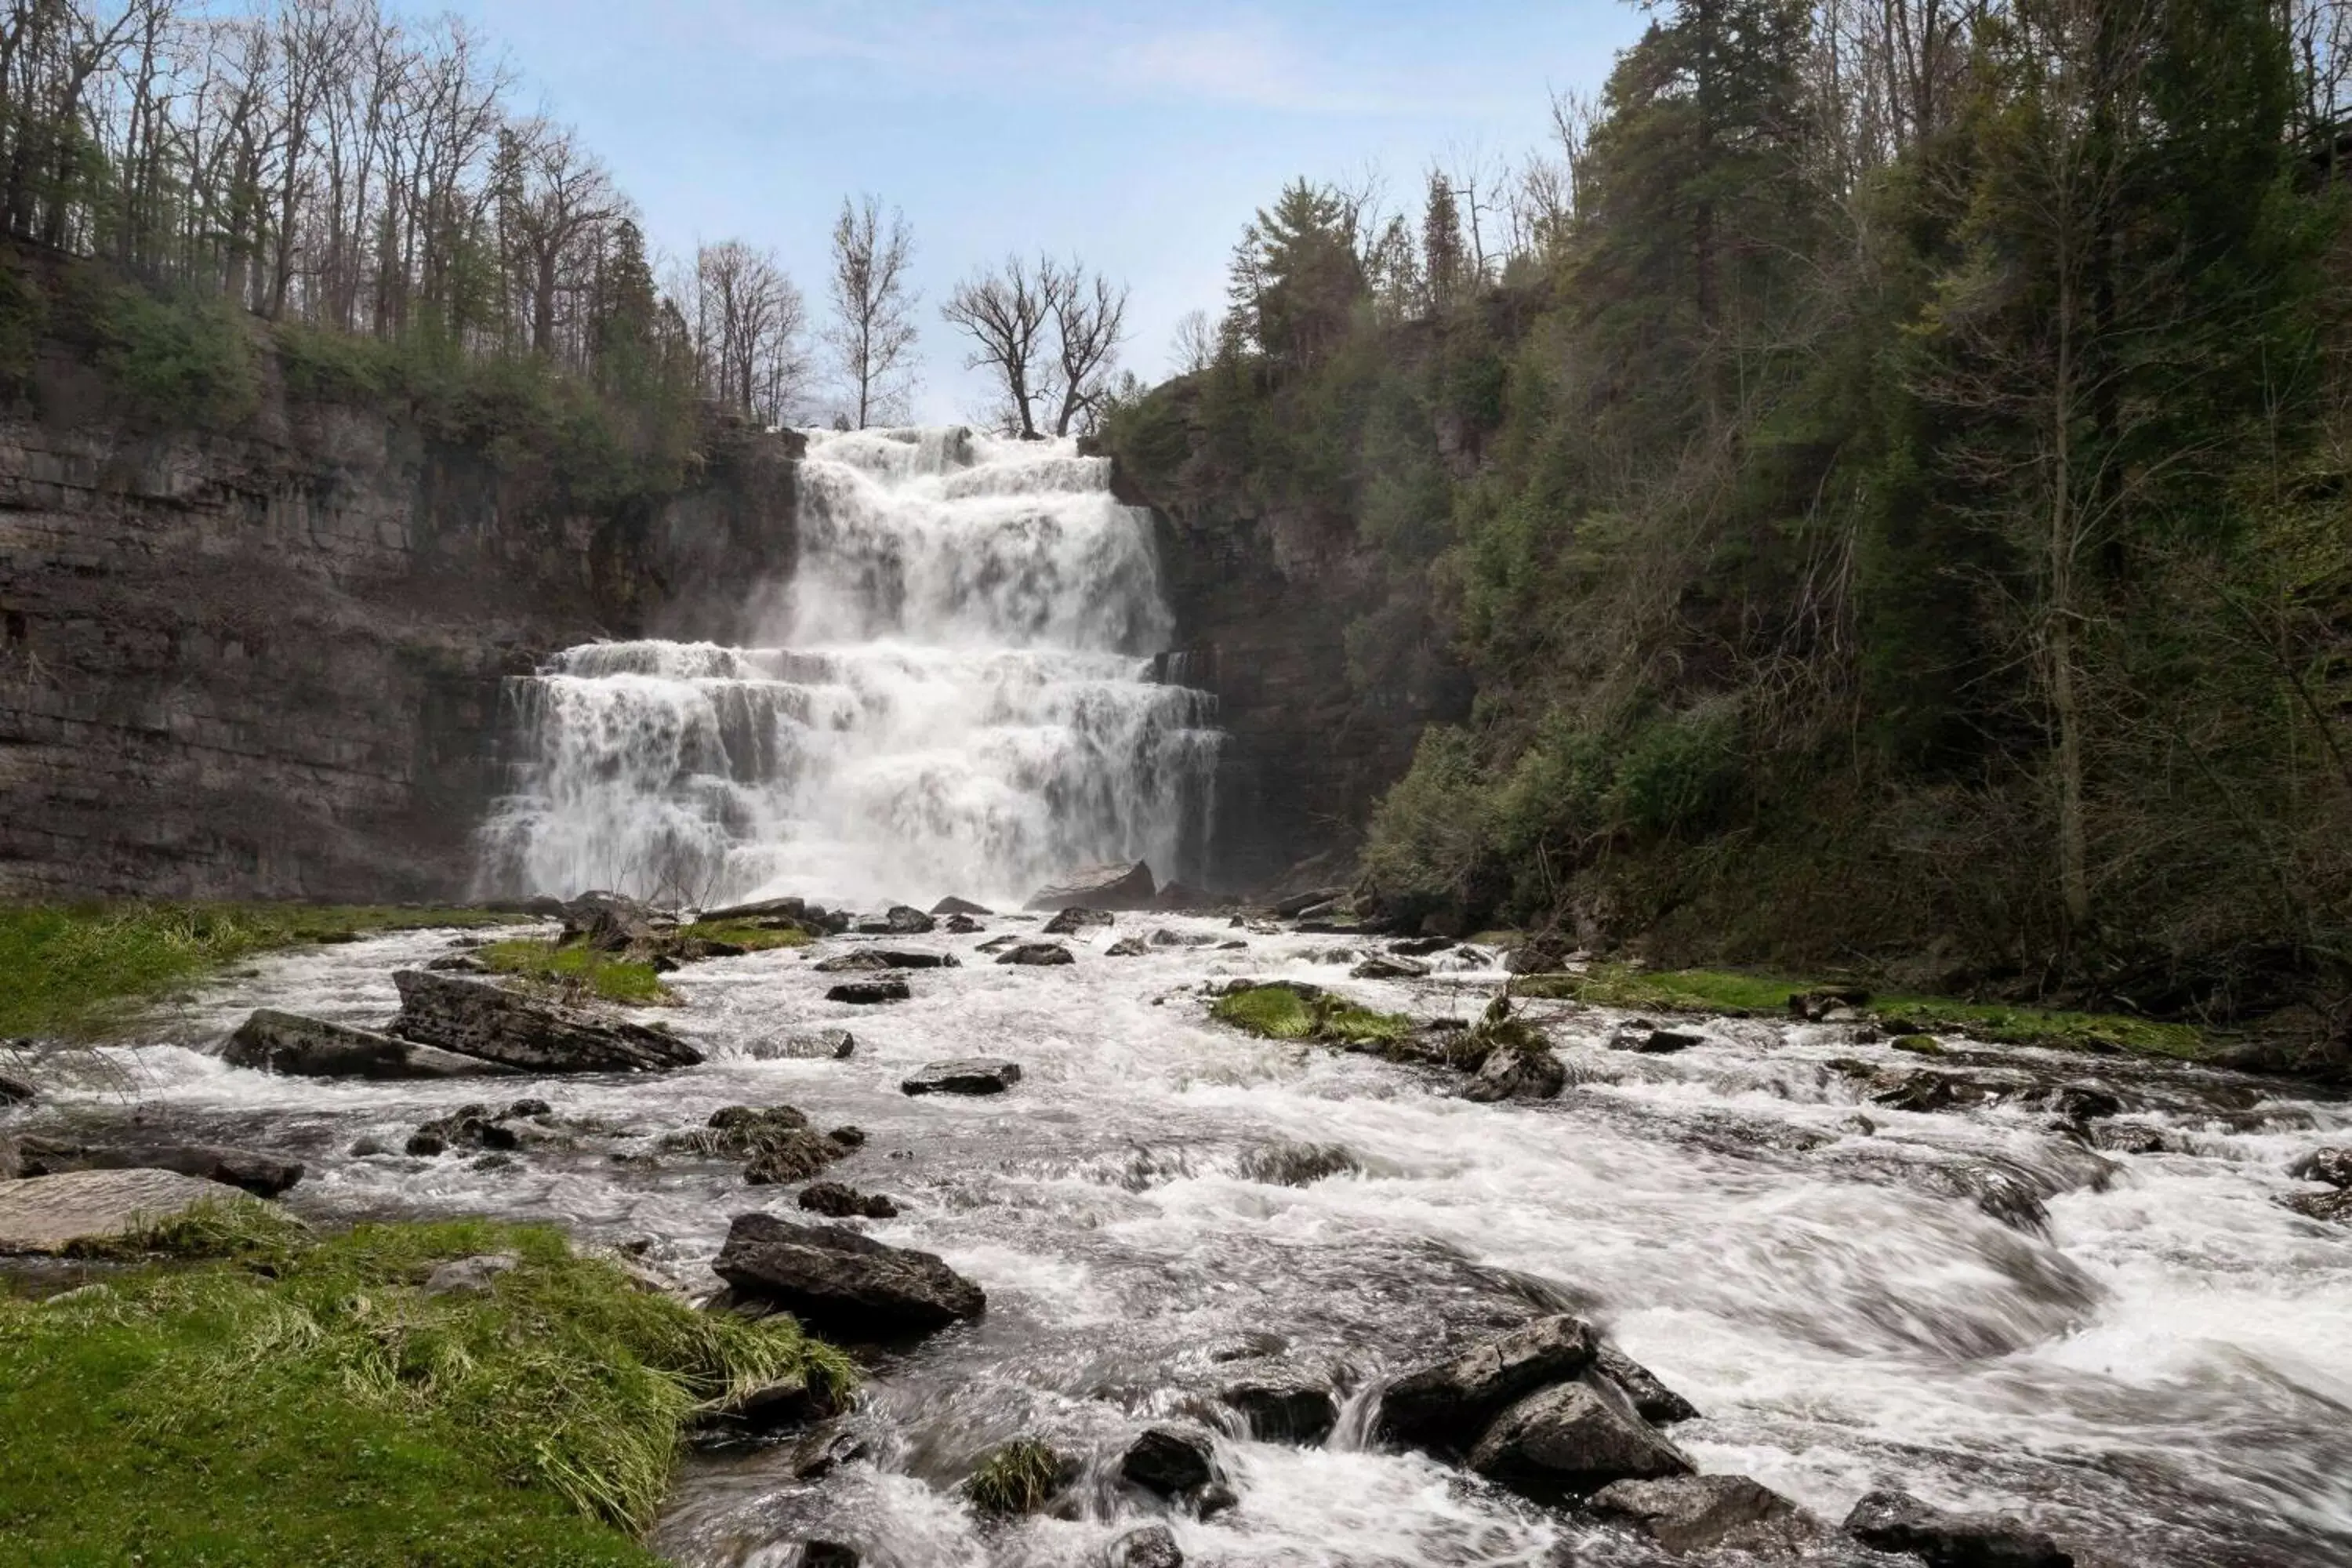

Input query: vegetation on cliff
[1107,0,2352,1043]
[0,1214,852,1565]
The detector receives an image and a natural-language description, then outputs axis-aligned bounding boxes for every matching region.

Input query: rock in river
[1352,955,1432,980]
[713,1211,985,1334]
[1378,1314,1600,1452]
[2290,1146,2352,1189]
[1121,1425,1218,1497]
[751,1029,857,1061]
[931,896,993,916]
[798,1181,898,1219]
[1043,907,1114,935]
[1025,860,1156,911]
[1591,1474,1822,1555]
[1596,1345,1701,1424]
[1221,1376,1338,1443]
[1466,1373,1694,1501]
[826,979,912,1005]
[1461,1044,1567,1103]
[16,1138,303,1198]
[996,942,1076,967]
[1112,1525,1183,1568]
[1843,1489,2074,1568]
[902,1059,1022,1097]
[390,971,702,1073]
[223,1008,512,1080]
[0,1168,268,1255]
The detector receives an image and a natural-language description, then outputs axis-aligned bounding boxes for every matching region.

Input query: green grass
[1211,985,1413,1047]
[674,920,813,952]
[480,940,673,1005]
[1512,964,2208,1059]
[965,1439,1069,1516]
[0,902,520,1040]
[0,1215,854,1566]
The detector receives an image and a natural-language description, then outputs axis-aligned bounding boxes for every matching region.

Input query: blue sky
[444,1,1648,422]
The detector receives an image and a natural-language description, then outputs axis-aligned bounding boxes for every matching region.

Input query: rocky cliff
[0,344,798,902]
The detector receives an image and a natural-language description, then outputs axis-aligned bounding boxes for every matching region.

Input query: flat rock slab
[714,1211,985,1334]
[1025,861,1156,912]
[391,971,702,1073]
[0,1168,256,1254]
[902,1059,1022,1096]
[750,1029,858,1061]
[827,979,911,1005]
[1592,1474,1822,1555]
[19,1140,303,1199]
[224,1009,514,1080]
[996,943,1076,967]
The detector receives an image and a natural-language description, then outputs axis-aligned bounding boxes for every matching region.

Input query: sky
[441,0,1650,423]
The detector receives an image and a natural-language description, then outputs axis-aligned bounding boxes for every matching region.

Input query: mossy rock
[965,1439,1076,1516]
[1210,986,1410,1047]
[1889,1034,1945,1056]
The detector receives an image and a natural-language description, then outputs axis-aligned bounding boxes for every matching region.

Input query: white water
[475,428,1219,909]
[38,924,2352,1567]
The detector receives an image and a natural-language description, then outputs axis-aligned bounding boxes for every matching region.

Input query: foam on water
[475,427,1218,908]
[28,922,2352,1566]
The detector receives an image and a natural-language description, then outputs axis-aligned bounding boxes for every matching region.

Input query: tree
[1042,257,1127,436]
[823,193,917,428]
[1170,308,1216,375]
[1421,170,1467,313]
[695,238,809,423]
[1229,178,1364,371]
[942,254,1053,438]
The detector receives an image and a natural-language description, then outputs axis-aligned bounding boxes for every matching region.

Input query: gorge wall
[0,340,800,902]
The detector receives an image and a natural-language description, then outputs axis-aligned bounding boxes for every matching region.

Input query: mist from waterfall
[474,427,1219,908]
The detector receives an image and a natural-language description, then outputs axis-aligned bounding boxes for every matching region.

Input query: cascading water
[474,427,1219,907]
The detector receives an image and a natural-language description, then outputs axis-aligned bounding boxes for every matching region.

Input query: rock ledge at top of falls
[712,1212,985,1335]
[1843,1489,2075,1567]
[1023,861,1156,913]
[0,1168,270,1255]
[223,1008,517,1080]
[388,970,704,1073]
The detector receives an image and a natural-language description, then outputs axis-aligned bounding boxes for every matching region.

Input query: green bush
[70,271,258,427]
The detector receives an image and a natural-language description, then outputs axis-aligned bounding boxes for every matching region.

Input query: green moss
[675,920,813,952]
[0,1218,853,1564]
[1889,1034,1945,1056]
[965,1439,1069,1516]
[1211,985,1412,1047]
[0,902,521,1040]
[479,940,672,1005]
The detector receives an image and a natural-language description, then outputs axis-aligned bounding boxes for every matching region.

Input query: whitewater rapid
[475,428,1219,909]
[49,920,2352,1567]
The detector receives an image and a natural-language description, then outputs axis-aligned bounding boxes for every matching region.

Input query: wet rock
[1027,860,1156,912]
[409,1105,521,1157]
[1621,1027,1706,1054]
[1378,1314,1600,1452]
[996,942,1076,967]
[0,1134,17,1179]
[826,979,911,1005]
[713,1211,985,1334]
[508,1098,553,1118]
[746,1131,855,1185]
[1121,1425,1218,1496]
[390,971,702,1073]
[828,949,960,972]
[2046,1084,2121,1122]
[800,1543,859,1567]
[425,953,490,973]
[1461,1044,1568,1103]
[1392,936,1457,957]
[1221,1376,1338,1443]
[1842,1489,2074,1567]
[1590,1473,1822,1555]
[1789,987,1873,1022]
[0,1168,272,1255]
[2290,1146,2352,1189]
[223,1009,514,1080]
[1043,907,1115,936]
[1595,1345,1701,1424]
[423,1252,518,1296]
[2281,1188,2352,1223]
[696,1370,830,1440]
[2090,1122,2166,1155]
[1237,1141,1358,1186]
[976,935,1020,953]
[813,950,894,974]
[1466,1373,1693,1500]
[1150,928,1213,948]
[798,1181,898,1219]
[405,1131,447,1156]
[1112,1524,1184,1568]
[752,1029,858,1061]
[700,895,846,935]
[1,1068,40,1104]
[944,914,985,934]
[902,1059,1022,1096]
[1891,1035,1947,1056]
[932,896,993,916]
[1352,955,1432,980]
[884,905,935,934]
[1873,1070,1984,1114]
[828,1126,868,1149]
[1105,936,1150,957]
[788,1425,872,1479]
[562,891,662,952]
[18,1139,305,1198]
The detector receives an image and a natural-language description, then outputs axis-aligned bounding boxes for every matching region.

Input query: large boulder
[750,1029,858,1061]
[1043,908,1114,935]
[902,1060,1022,1097]
[1591,1474,1823,1555]
[0,1168,265,1255]
[931,896,993,916]
[713,1212,984,1334]
[826,979,911,1005]
[1461,1044,1567,1103]
[1352,955,1431,980]
[798,1181,898,1219]
[390,971,702,1073]
[996,942,1076,967]
[1466,1373,1694,1501]
[1596,1345,1701,1424]
[2290,1146,2352,1189]
[1120,1426,1218,1497]
[1377,1315,1600,1452]
[1221,1376,1338,1443]
[17,1140,303,1199]
[223,1009,512,1080]
[561,891,662,952]
[1025,861,1156,912]
[1842,1490,2074,1567]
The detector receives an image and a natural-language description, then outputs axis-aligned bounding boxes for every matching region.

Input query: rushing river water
[32,922,2352,1568]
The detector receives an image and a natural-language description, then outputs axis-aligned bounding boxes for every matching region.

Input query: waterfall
[474,427,1220,908]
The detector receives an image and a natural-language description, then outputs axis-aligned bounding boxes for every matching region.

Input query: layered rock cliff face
[0,349,798,902]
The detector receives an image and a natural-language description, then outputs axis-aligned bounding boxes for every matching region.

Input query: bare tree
[1042,257,1128,437]
[942,254,1054,438]
[1170,308,1217,376]
[823,193,918,428]
[497,118,616,360]
[693,238,810,423]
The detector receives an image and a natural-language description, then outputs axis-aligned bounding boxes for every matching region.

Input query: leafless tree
[691,238,810,423]
[942,254,1054,438]
[823,193,918,428]
[1042,257,1128,437]
[1170,307,1217,376]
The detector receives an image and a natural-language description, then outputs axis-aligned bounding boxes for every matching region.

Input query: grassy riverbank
[0,902,518,1040]
[0,1210,851,1566]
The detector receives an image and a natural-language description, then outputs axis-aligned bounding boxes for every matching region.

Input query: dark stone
[1352,954,1431,979]
[1590,1474,1822,1555]
[1842,1488,2074,1567]
[818,949,958,972]
[410,1105,522,1156]
[223,1009,513,1080]
[1627,1028,1706,1054]
[1461,1045,1567,1103]
[2047,1084,2121,1122]
[2290,1146,2352,1189]
[561,891,662,953]
[1465,1372,1693,1500]
[751,1029,857,1061]
[1391,936,1456,956]
[1025,861,1156,911]
[713,1211,985,1334]
[1221,1377,1338,1443]
[1044,907,1115,935]
[425,953,489,973]
[798,1181,898,1219]
[813,950,894,973]
[931,896,993,916]
[1237,1142,1358,1186]
[1873,1070,1985,1113]
[1112,1524,1184,1568]
[1105,936,1149,957]
[1377,1315,1600,1452]
[787,1425,871,1479]
[826,979,911,1005]
[32,1141,303,1198]
[944,914,985,934]
[2091,1122,2167,1155]
[976,935,1019,953]
[1120,1426,1217,1496]
[996,942,1076,967]
[405,1131,447,1156]
[0,1073,35,1105]
[1271,887,1345,918]
[901,1059,1022,1096]
[883,905,936,934]
[746,1130,854,1185]
[506,1098,553,1118]
[828,1126,868,1149]
[1595,1345,1700,1424]
[800,1543,860,1567]
[2281,1188,2352,1223]
[390,971,702,1073]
